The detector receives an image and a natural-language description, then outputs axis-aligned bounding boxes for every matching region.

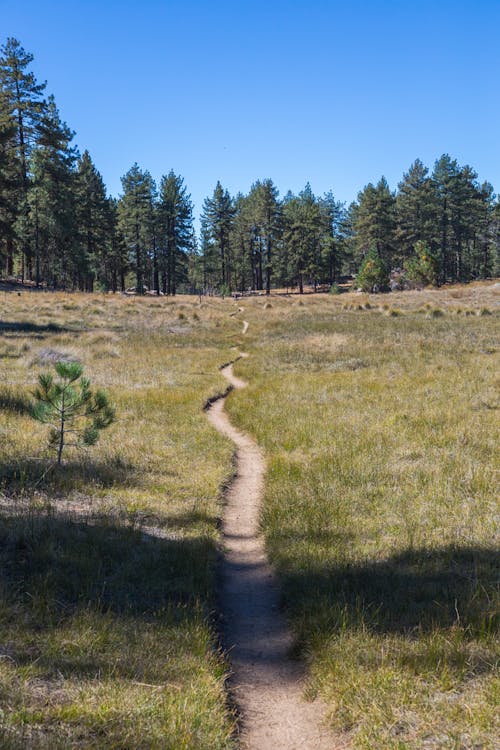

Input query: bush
[405,241,440,287]
[355,248,389,293]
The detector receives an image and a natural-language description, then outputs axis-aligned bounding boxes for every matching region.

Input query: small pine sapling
[31,361,115,464]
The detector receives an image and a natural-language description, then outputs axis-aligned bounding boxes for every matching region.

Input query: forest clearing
[0,282,498,748]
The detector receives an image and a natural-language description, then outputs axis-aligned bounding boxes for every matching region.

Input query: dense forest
[0,37,498,294]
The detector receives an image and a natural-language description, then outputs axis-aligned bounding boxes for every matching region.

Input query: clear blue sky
[1,0,500,224]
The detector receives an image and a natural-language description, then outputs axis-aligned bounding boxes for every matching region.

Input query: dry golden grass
[0,283,498,748]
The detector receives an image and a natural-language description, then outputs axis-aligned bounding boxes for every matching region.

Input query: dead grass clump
[385,308,402,317]
[427,308,445,318]
[30,347,80,367]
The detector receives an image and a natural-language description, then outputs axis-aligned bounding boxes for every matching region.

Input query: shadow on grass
[0,387,32,414]
[0,508,218,683]
[0,456,139,494]
[0,321,75,335]
[0,510,215,617]
[281,546,499,640]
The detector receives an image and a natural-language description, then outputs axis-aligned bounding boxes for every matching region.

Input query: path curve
[206,353,336,750]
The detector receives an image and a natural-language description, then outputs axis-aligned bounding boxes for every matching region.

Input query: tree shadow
[281,545,499,639]
[0,455,139,494]
[0,507,218,680]
[0,387,32,414]
[0,510,214,613]
[0,321,69,335]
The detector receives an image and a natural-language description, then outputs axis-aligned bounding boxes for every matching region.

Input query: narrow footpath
[206,323,336,750]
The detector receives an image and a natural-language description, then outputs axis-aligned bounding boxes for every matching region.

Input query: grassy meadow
[0,282,498,748]
[226,282,499,749]
[0,292,243,749]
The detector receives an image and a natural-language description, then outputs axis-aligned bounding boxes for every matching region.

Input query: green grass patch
[226,290,499,748]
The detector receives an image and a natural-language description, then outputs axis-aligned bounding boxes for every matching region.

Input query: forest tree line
[1,37,499,295]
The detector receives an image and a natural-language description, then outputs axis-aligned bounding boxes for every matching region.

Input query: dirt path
[206,344,336,749]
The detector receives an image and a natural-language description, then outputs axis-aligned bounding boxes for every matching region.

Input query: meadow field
[0,282,498,748]
[0,292,241,749]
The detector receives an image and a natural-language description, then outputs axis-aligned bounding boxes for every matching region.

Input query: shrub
[355,248,389,293]
[405,241,441,287]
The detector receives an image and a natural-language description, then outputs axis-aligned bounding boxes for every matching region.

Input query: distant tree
[201,181,235,290]
[248,179,281,294]
[27,96,77,288]
[395,159,436,264]
[32,361,115,465]
[74,150,111,291]
[319,191,347,284]
[158,171,194,295]
[282,184,322,293]
[0,37,47,278]
[230,192,255,291]
[430,155,495,282]
[118,164,156,294]
[0,87,18,272]
[352,177,396,270]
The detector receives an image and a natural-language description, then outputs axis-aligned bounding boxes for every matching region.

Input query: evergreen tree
[158,170,194,295]
[75,150,111,291]
[246,179,281,294]
[430,155,494,282]
[106,198,128,292]
[395,159,436,263]
[319,192,347,284]
[27,96,77,288]
[352,177,396,269]
[0,87,18,272]
[201,181,235,290]
[230,192,255,292]
[282,184,322,293]
[0,37,47,278]
[117,164,156,294]
[32,360,115,465]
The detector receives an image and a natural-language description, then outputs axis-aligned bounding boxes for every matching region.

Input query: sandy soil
[206,338,339,749]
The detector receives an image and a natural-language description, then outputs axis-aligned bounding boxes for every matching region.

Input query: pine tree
[201,181,235,291]
[430,155,494,282]
[0,38,47,278]
[319,192,347,284]
[229,192,255,292]
[27,96,77,288]
[0,87,18,272]
[352,177,396,269]
[158,171,194,295]
[282,185,322,293]
[32,360,115,465]
[244,179,281,295]
[395,159,436,263]
[117,164,156,294]
[106,198,128,292]
[74,150,111,291]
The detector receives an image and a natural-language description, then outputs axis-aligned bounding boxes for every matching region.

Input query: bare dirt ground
[206,333,339,749]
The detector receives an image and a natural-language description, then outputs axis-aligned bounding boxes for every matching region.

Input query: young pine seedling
[31,360,115,464]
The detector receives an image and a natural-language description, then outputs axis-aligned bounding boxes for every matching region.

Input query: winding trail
[206,322,335,750]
